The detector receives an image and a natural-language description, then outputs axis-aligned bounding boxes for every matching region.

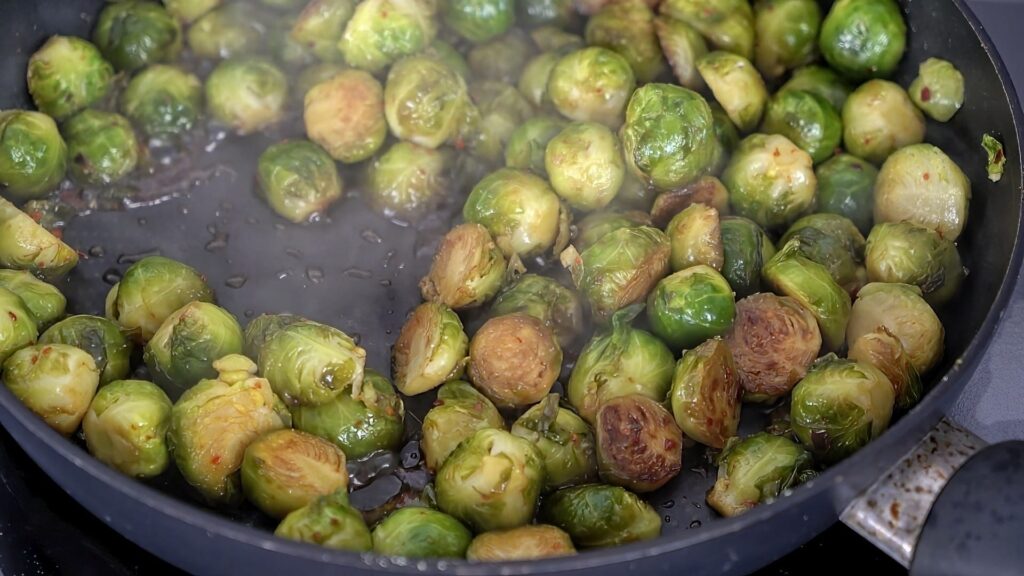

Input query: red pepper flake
[211,455,222,465]
[41,346,52,355]
[772,148,780,157]
[7,312,16,322]
[30,354,39,365]
[920,86,932,102]
[923,172,930,181]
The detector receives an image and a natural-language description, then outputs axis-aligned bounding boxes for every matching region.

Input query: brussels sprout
[305,70,386,163]
[436,428,545,531]
[144,302,244,398]
[519,0,576,28]
[384,56,472,150]
[706,433,815,517]
[505,116,566,175]
[660,0,755,60]
[842,79,925,165]
[574,209,651,252]
[753,0,820,79]
[908,58,964,122]
[546,122,624,210]
[814,154,877,235]
[820,0,905,80]
[512,394,598,489]
[983,133,1006,183]
[421,380,503,471]
[62,110,139,186]
[779,213,867,295]
[206,57,288,135]
[163,0,221,23]
[276,491,372,551]
[467,313,561,408]
[27,36,114,121]
[371,507,472,558]
[646,265,735,349]
[566,305,674,424]
[531,26,584,53]
[667,203,723,272]
[241,429,348,519]
[760,90,841,165]
[242,314,305,360]
[650,175,730,229]
[93,1,182,71]
[444,0,514,43]
[4,344,99,436]
[425,39,471,80]
[779,67,851,113]
[188,3,266,60]
[620,84,718,191]
[697,52,767,133]
[465,81,534,164]
[725,293,820,402]
[763,240,851,351]
[467,30,535,84]
[0,111,67,201]
[709,102,740,167]
[420,224,505,311]
[463,168,567,259]
[339,0,437,73]
[392,302,468,396]
[723,133,815,230]
[595,394,682,493]
[548,47,636,128]
[0,270,65,328]
[292,369,405,459]
[0,198,77,280]
[540,484,661,548]
[518,52,560,108]
[38,315,132,386]
[585,0,666,83]
[169,355,289,504]
[865,222,963,306]
[848,326,921,410]
[82,379,172,478]
[272,21,318,67]
[467,524,576,560]
[120,65,203,140]
[874,143,971,241]
[846,282,944,374]
[290,0,353,62]
[670,338,741,448]
[105,256,214,342]
[490,274,583,347]
[296,63,348,97]
[790,355,894,463]
[0,288,39,365]
[653,16,708,90]
[258,140,342,224]
[258,320,366,407]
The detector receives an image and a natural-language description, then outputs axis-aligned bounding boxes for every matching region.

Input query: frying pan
[0,1,1021,574]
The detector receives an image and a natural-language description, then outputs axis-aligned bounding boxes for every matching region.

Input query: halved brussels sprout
[0,198,77,280]
[540,484,661,548]
[842,79,925,165]
[367,142,449,222]
[82,379,172,478]
[276,491,372,551]
[39,315,132,386]
[339,0,437,73]
[846,282,944,374]
[63,110,139,186]
[710,101,740,165]
[697,51,768,133]
[621,83,718,191]
[909,58,964,122]
[781,65,852,111]
[531,25,584,52]
[659,0,754,59]
[296,63,348,98]
[105,256,214,342]
[436,428,545,531]
[566,305,675,424]
[444,0,514,43]
[848,326,921,410]
[241,428,348,519]
[0,288,38,365]
[518,52,561,109]
[820,0,906,81]
[291,0,354,62]
[814,154,878,235]
[421,380,503,471]
[466,525,576,561]
[653,15,708,90]
[779,213,867,295]
[725,293,821,402]
[650,175,730,229]
[384,56,473,150]
[548,47,636,127]
[258,320,366,407]
[647,265,735,350]
[667,203,723,272]
[305,69,386,163]
[420,224,505,311]
[512,394,598,490]
[490,274,583,347]
[4,343,99,436]
[546,121,624,210]
[187,3,264,59]
[144,301,244,399]
[164,0,222,23]
[706,432,815,517]
[0,110,67,201]
[719,216,775,299]
[258,140,342,224]
[753,0,820,79]
[574,210,651,252]
[467,30,535,84]
[468,313,562,408]
[463,168,567,259]
[763,240,851,351]
[518,0,576,28]
[585,0,666,83]
[596,394,682,493]
[93,1,182,71]
[761,89,841,165]
[865,221,963,305]
[505,116,566,175]
[0,270,65,328]
[791,355,894,463]
[464,81,534,164]
[120,65,203,140]
[670,338,740,448]
[723,133,816,231]
[168,355,289,504]
[206,57,288,135]
[243,314,305,360]
[27,36,114,121]
[874,143,971,241]
[291,369,405,459]
[392,302,468,396]
[371,507,472,558]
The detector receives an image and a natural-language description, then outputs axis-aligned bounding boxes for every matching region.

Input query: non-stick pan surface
[0,1,1021,574]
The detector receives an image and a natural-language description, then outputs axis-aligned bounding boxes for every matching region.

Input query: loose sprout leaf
[983,133,1006,183]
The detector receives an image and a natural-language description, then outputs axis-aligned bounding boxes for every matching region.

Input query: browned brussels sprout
[420,380,504,471]
[848,326,922,410]
[466,525,576,560]
[595,394,683,493]
[670,338,741,449]
[667,203,723,272]
[649,175,730,229]
[420,224,506,311]
[467,313,562,408]
[490,274,584,347]
[391,302,468,396]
